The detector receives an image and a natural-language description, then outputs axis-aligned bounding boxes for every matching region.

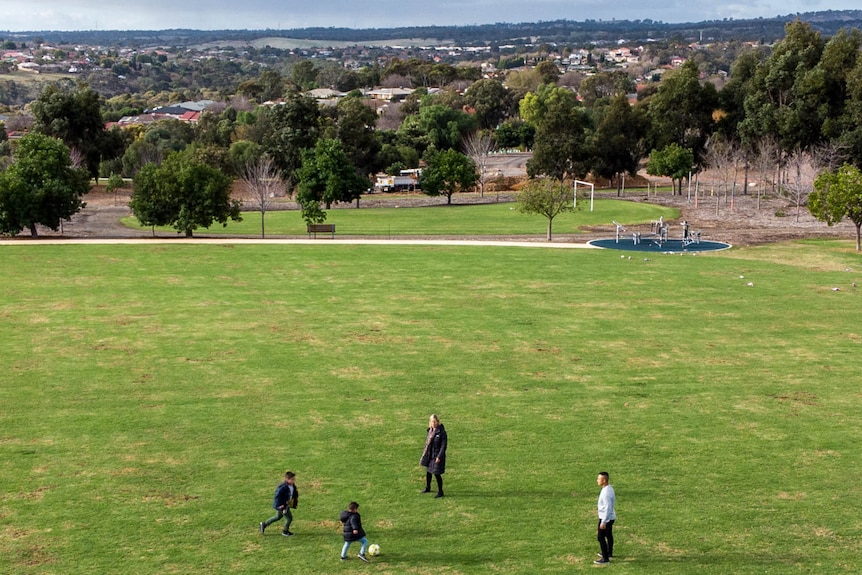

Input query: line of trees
[4,20,862,240]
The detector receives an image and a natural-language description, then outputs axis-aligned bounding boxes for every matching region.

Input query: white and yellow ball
[367,543,380,556]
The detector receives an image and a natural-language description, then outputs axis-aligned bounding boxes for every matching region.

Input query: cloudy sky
[1,0,855,32]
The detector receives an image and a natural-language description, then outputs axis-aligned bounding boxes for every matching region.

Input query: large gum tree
[0,133,90,237]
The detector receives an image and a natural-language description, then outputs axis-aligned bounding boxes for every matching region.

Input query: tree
[495,119,535,150]
[31,83,106,180]
[647,143,694,195]
[295,138,367,217]
[144,119,196,155]
[505,68,543,101]
[105,172,126,204]
[0,133,90,237]
[241,155,286,238]
[291,61,319,90]
[516,178,576,241]
[579,71,635,108]
[196,108,236,149]
[394,99,477,158]
[703,136,740,200]
[739,21,826,155]
[836,42,862,167]
[645,60,718,168]
[783,147,818,223]
[522,85,591,181]
[591,95,647,195]
[228,140,263,177]
[752,135,782,206]
[420,148,478,205]
[335,94,381,176]
[535,61,561,85]
[262,94,321,182]
[130,150,241,237]
[716,49,762,141]
[122,138,162,177]
[463,79,514,130]
[97,125,129,178]
[810,164,862,250]
[238,70,287,103]
[463,130,496,198]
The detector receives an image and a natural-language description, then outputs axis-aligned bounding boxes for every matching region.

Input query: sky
[0,0,856,32]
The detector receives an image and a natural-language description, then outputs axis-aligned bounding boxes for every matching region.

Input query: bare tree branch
[241,156,288,238]
[783,148,818,223]
[463,131,496,198]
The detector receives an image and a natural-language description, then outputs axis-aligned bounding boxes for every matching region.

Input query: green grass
[121,199,678,236]
[1,241,861,574]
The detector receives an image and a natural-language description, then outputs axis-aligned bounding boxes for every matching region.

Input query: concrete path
[0,237,600,248]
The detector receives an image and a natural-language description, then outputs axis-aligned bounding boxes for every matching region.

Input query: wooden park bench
[307,223,336,238]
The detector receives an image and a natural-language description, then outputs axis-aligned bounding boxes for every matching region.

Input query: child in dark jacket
[339,501,369,562]
[260,471,298,536]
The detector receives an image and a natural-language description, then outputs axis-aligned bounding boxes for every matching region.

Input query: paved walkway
[0,237,600,248]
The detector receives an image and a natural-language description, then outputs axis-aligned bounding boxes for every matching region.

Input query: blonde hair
[429,414,440,426]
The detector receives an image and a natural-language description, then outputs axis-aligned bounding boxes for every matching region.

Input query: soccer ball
[367,543,380,556]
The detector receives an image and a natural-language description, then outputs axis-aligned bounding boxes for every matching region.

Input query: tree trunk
[547,217,553,241]
[856,222,861,252]
[185,229,193,237]
[29,223,38,237]
[743,163,749,195]
[261,211,266,239]
[446,193,452,205]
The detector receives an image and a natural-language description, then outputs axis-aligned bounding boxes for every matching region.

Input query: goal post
[574,180,594,212]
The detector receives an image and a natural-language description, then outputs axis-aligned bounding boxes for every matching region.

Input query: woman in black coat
[419,414,447,498]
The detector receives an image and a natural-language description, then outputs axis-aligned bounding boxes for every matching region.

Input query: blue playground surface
[589,238,732,252]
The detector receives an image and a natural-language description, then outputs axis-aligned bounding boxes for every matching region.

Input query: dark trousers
[425,472,443,493]
[597,519,614,560]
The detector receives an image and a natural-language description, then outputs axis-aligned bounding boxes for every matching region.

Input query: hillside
[3,10,862,48]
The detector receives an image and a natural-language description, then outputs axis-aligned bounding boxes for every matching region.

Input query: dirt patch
[581,190,855,247]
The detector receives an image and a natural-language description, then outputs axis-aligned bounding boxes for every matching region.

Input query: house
[144,100,214,115]
[305,88,345,99]
[178,111,201,123]
[365,87,414,102]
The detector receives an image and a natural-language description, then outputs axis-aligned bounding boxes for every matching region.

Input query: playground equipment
[610,218,706,250]
[680,220,702,247]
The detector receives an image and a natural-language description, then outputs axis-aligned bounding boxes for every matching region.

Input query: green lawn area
[1,240,861,574]
[121,198,678,236]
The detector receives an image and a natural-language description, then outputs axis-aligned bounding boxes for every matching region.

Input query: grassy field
[121,199,678,237]
[1,240,861,574]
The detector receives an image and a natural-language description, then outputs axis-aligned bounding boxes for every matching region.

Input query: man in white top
[595,471,616,564]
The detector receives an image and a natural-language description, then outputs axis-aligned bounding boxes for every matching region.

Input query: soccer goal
[574,180,594,212]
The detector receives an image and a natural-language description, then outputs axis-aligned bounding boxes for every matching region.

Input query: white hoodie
[597,484,616,523]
